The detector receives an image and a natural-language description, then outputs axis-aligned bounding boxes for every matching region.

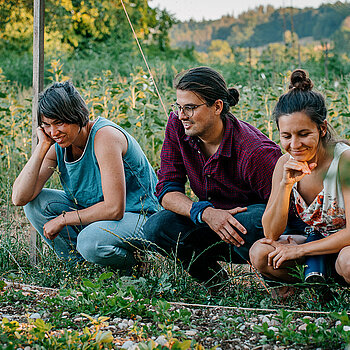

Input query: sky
[149,0,342,21]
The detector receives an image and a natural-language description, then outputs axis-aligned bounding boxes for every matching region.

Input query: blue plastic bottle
[304,228,327,283]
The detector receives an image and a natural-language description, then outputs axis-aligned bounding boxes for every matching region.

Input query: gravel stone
[315,317,327,326]
[261,316,270,324]
[155,335,167,345]
[185,329,197,336]
[121,340,135,349]
[298,323,307,331]
[118,322,128,330]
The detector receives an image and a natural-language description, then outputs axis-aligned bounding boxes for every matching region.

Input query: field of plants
[1,39,350,349]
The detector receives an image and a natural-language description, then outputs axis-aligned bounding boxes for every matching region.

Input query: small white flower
[261,73,266,79]
[343,325,350,331]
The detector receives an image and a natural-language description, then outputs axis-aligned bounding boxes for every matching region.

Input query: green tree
[0,0,175,52]
[333,16,350,53]
[208,39,233,63]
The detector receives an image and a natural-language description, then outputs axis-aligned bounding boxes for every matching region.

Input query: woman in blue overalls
[12,81,158,271]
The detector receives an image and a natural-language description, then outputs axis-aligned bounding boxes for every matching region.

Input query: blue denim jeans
[143,204,266,282]
[24,189,148,269]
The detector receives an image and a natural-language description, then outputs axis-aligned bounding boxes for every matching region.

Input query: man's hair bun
[228,87,239,106]
[289,69,313,91]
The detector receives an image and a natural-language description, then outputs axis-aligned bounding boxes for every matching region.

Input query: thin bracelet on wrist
[62,210,67,226]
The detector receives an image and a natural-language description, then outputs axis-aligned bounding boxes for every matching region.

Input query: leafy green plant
[253,309,350,348]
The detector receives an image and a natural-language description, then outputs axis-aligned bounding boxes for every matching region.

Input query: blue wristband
[190,201,214,225]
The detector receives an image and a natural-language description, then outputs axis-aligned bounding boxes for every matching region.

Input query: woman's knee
[23,194,43,222]
[76,229,107,264]
[335,246,350,283]
[24,189,69,223]
[249,239,273,273]
[76,225,135,268]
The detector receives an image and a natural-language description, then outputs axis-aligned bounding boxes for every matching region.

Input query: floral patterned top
[292,142,350,237]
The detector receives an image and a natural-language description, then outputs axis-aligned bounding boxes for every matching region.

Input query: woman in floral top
[250,69,350,287]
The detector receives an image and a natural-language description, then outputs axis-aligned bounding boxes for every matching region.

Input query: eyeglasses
[171,103,207,118]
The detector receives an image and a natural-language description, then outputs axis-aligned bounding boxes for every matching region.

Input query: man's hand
[43,214,66,240]
[201,206,247,246]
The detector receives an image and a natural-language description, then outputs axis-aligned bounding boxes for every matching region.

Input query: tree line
[0,0,175,53]
[170,2,350,51]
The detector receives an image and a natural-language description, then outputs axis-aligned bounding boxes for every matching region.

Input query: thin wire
[120,0,169,119]
[168,301,347,316]
[4,280,347,316]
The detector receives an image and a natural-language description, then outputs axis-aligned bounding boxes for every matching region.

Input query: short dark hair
[273,69,335,145]
[174,66,239,118]
[38,81,89,128]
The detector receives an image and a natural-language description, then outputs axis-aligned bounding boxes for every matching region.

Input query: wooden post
[281,3,287,45]
[31,0,45,265]
[248,47,252,83]
[324,41,329,81]
[290,4,295,49]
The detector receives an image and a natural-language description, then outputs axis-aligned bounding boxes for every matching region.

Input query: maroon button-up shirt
[156,112,282,209]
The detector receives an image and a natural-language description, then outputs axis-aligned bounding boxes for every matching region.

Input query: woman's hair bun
[289,69,313,91]
[228,87,239,106]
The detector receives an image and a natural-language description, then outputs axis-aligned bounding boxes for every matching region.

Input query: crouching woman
[250,69,350,286]
[12,81,158,270]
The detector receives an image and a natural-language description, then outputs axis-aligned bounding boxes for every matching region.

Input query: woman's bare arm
[12,127,57,206]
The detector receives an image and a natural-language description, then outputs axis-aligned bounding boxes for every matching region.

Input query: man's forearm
[161,192,194,218]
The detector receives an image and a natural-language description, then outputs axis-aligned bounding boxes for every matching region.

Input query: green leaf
[0,280,5,291]
[82,279,96,288]
[95,330,114,343]
[98,271,113,283]
[330,311,350,325]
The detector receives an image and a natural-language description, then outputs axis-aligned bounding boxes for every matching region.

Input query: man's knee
[249,239,273,273]
[143,210,192,250]
[234,204,265,237]
[143,211,166,245]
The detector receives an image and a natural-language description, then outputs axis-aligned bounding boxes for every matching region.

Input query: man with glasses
[144,67,282,290]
